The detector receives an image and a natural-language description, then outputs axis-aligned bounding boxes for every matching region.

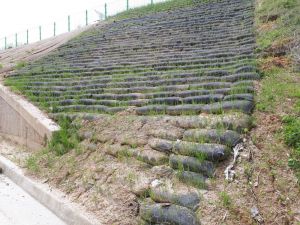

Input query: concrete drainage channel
[0,84,97,224]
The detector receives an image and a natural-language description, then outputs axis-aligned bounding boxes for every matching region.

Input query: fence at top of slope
[0,0,167,51]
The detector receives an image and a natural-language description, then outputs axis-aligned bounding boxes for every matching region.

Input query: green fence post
[15,33,18,47]
[26,29,29,44]
[127,0,129,10]
[54,22,56,36]
[151,0,153,5]
[4,37,7,49]
[86,10,88,26]
[105,3,107,20]
[39,26,42,41]
[68,15,71,32]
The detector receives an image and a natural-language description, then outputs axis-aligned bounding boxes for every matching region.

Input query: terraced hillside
[4,0,258,224]
[6,0,257,116]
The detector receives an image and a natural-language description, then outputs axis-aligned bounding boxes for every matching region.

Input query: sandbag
[169,154,214,177]
[140,203,201,225]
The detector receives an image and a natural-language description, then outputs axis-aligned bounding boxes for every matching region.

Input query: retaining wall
[0,84,59,150]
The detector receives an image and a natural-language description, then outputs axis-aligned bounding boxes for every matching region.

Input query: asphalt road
[0,174,66,225]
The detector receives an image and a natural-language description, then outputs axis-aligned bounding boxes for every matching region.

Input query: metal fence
[0,0,167,50]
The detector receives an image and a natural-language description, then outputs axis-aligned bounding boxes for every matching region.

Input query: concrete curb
[0,155,99,225]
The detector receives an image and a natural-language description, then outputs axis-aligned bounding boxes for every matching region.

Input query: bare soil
[198,112,300,225]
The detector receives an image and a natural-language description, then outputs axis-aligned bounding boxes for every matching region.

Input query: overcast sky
[0,0,101,35]
[0,0,148,36]
[0,0,161,46]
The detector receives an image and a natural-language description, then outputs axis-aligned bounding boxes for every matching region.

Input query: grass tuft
[15,61,27,70]
[219,191,232,209]
[48,116,81,156]
[283,115,300,182]
[26,155,40,173]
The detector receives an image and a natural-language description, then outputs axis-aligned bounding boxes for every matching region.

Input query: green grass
[26,155,40,173]
[256,67,299,112]
[47,116,81,156]
[255,0,300,52]
[218,191,232,209]
[255,0,300,184]
[110,0,207,21]
[195,151,208,162]
[283,116,300,182]
[14,61,27,70]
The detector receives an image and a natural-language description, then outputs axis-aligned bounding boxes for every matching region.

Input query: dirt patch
[198,110,300,225]
[257,21,277,33]
[259,14,280,23]
[265,38,295,58]
[260,56,292,70]
[0,136,31,166]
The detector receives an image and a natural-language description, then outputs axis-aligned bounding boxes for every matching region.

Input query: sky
[0,0,160,47]
[0,0,139,38]
[0,0,101,35]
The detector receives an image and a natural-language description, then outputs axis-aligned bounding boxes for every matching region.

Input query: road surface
[0,174,66,225]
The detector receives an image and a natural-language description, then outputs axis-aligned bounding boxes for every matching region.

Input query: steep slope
[6,0,257,117]
[4,0,258,224]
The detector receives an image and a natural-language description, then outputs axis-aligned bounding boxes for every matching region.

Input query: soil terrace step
[23,72,258,87]
[13,60,256,80]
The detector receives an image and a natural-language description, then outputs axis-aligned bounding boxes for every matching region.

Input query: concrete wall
[0,84,59,150]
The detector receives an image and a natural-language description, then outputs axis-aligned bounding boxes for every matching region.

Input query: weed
[283,115,300,182]
[176,160,185,176]
[256,67,299,112]
[195,151,208,162]
[26,155,40,173]
[219,191,232,209]
[282,116,300,148]
[117,148,133,160]
[75,144,84,155]
[15,61,27,70]
[48,116,80,156]
[126,172,137,186]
